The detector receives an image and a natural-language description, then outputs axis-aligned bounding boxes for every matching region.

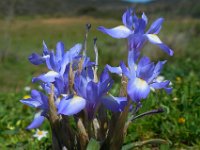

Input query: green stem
[122,139,168,150]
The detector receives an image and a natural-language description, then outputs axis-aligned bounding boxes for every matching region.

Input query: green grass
[0,16,200,149]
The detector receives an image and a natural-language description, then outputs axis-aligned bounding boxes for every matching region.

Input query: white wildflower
[24,86,31,92]
[156,76,165,83]
[33,129,48,140]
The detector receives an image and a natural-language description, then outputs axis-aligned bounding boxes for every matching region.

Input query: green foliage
[124,59,200,149]
[86,139,100,150]
[0,93,51,149]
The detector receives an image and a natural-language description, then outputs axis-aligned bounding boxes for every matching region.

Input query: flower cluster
[20,8,173,149]
[21,40,125,129]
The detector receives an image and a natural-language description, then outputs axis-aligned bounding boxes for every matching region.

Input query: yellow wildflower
[176,77,182,83]
[178,117,185,124]
[23,95,31,99]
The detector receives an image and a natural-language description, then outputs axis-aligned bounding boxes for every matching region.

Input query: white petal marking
[146,34,162,44]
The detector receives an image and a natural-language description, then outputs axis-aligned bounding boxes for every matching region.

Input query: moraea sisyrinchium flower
[20,90,49,129]
[107,50,172,103]
[31,41,82,83]
[98,8,173,56]
[73,67,127,119]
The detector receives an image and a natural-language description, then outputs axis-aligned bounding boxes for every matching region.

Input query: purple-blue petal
[82,56,95,68]
[138,56,151,69]
[28,53,45,65]
[49,51,59,72]
[150,80,172,94]
[54,78,65,95]
[40,82,59,98]
[106,64,122,75]
[164,87,173,94]
[56,41,65,61]
[122,8,133,29]
[128,34,146,51]
[60,43,82,75]
[45,56,53,70]
[26,115,45,130]
[68,43,82,59]
[120,61,132,79]
[74,74,87,98]
[128,50,134,68]
[32,71,59,83]
[128,50,137,74]
[135,18,146,34]
[137,62,155,82]
[98,26,132,39]
[31,89,42,100]
[58,96,86,116]
[22,89,49,109]
[150,80,170,89]
[86,81,98,104]
[132,13,139,29]
[146,18,164,34]
[101,95,127,112]
[98,78,113,96]
[157,43,174,56]
[145,34,173,56]
[62,63,70,81]
[100,68,110,82]
[127,78,150,102]
[142,12,148,25]
[148,60,167,82]
[87,66,94,80]
[43,41,49,55]
[20,98,42,108]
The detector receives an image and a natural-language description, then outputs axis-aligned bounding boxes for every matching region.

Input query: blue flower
[73,67,126,118]
[20,89,87,129]
[107,50,172,103]
[101,95,127,112]
[57,95,86,116]
[28,41,50,65]
[32,41,82,84]
[98,8,173,56]
[20,90,49,129]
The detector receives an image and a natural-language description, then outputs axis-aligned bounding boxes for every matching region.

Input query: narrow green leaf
[86,138,100,150]
[122,139,168,150]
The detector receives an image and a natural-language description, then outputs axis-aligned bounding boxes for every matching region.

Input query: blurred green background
[0,0,200,149]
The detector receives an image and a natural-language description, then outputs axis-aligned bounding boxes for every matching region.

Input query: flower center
[37,130,44,135]
[135,78,148,89]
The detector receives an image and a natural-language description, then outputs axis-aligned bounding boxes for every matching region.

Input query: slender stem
[109,98,132,150]
[93,37,98,83]
[48,85,61,149]
[48,84,59,123]
[94,37,98,68]
[101,75,129,150]
[69,63,75,94]
[122,139,168,150]
[78,24,91,73]
[130,108,164,122]
[93,118,100,139]
[124,108,164,136]
[88,120,92,138]
[77,118,89,149]
[83,23,91,57]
